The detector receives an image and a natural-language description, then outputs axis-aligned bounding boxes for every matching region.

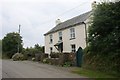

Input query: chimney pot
[56,19,61,25]
[92,1,97,10]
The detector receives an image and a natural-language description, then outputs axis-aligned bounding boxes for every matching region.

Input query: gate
[76,47,83,67]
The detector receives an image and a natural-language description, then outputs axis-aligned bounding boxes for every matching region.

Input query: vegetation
[72,68,117,78]
[2,32,23,58]
[84,1,120,76]
[22,44,44,59]
[50,52,60,58]
[12,53,26,61]
[63,61,71,67]
[1,31,44,60]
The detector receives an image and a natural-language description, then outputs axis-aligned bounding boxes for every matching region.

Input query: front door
[76,47,83,67]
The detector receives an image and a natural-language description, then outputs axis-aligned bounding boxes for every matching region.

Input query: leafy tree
[88,2,120,54]
[34,44,44,53]
[85,1,120,74]
[2,32,23,58]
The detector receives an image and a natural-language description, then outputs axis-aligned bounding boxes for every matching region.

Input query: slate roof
[44,11,92,36]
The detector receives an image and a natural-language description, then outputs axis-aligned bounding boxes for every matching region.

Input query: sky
[0,0,101,48]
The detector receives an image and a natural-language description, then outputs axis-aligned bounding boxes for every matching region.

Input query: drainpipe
[82,22,88,47]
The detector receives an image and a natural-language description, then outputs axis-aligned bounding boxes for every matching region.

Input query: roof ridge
[44,10,92,36]
[62,10,92,23]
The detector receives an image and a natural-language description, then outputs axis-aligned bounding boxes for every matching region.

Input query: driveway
[2,60,85,78]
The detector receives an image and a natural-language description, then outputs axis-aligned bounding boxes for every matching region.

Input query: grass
[72,68,118,78]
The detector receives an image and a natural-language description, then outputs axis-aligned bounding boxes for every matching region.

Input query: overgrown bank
[83,1,120,77]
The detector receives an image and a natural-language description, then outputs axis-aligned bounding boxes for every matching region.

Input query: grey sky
[1,0,100,48]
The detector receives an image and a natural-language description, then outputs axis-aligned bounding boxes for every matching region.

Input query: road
[2,60,85,78]
[0,59,2,79]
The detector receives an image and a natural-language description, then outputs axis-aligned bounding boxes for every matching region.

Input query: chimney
[56,19,61,25]
[91,1,97,10]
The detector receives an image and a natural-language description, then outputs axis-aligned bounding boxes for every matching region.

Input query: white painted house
[44,11,92,54]
[44,0,119,54]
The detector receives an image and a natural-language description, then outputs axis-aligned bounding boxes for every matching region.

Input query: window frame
[71,44,76,53]
[49,34,53,44]
[58,31,62,41]
[70,28,75,39]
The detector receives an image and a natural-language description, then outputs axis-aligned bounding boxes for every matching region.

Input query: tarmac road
[2,60,85,78]
[0,59,2,79]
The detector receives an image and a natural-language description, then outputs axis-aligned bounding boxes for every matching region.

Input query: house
[44,11,92,54]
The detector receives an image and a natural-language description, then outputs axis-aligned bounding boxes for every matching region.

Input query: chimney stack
[56,19,61,25]
[92,1,97,10]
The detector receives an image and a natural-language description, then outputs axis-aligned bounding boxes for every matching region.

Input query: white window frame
[58,31,62,41]
[70,28,75,39]
[71,44,76,53]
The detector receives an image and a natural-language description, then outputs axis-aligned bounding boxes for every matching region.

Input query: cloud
[1,0,101,47]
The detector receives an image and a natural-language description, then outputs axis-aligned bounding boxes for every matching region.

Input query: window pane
[50,34,53,43]
[59,32,62,41]
[70,28,75,39]
[71,44,76,53]
[50,47,53,53]
[72,28,75,32]
[73,33,75,38]
[70,34,72,38]
[59,37,62,41]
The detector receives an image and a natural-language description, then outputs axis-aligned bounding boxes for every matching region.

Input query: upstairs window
[71,44,76,53]
[70,28,75,39]
[58,32,62,41]
[49,34,53,44]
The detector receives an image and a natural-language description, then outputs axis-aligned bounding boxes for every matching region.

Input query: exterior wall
[45,23,88,54]
[62,24,86,52]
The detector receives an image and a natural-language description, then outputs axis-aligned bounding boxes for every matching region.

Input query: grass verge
[72,68,118,78]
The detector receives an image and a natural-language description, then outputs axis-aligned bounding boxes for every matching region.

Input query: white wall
[44,23,88,54]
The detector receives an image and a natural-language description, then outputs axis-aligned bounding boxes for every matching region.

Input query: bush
[45,52,76,66]
[63,61,71,67]
[40,53,49,61]
[32,57,35,61]
[12,53,25,61]
[43,58,49,63]
[50,52,59,58]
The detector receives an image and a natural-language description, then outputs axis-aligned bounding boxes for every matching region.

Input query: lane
[2,60,84,78]
[0,59,2,79]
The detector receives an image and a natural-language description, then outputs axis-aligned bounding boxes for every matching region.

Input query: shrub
[40,53,49,61]
[63,61,71,67]
[32,57,35,61]
[12,53,25,61]
[50,52,59,58]
[43,58,49,63]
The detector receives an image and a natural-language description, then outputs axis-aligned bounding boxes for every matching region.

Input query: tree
[34,44,44,53]
[22,44,44,59]
[88,1,120,54]
[85,1,120,74]
[2,32,23,58]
